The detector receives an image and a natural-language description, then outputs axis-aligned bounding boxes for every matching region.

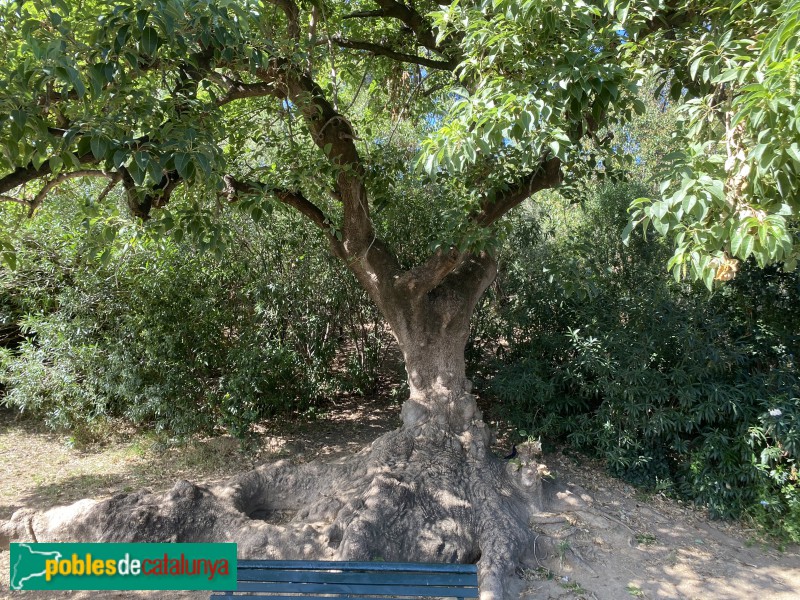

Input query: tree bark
[386,253,498,434]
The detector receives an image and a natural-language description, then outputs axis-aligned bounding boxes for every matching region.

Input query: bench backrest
[210,559,479,599]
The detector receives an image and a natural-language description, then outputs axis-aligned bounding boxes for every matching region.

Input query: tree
[0,1,797,598]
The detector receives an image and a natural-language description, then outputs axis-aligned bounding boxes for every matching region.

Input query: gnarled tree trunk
[1,250,564,600]
[0,8,567,590]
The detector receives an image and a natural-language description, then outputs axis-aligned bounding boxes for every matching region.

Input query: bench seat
[210,559,479,599]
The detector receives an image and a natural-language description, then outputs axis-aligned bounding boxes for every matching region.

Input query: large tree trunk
[389,254,496,435]
[1,253,563,600]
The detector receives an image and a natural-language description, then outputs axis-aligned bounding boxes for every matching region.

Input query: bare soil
[1,394,798,600]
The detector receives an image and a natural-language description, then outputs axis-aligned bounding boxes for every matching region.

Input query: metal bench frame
[210,560,479,599]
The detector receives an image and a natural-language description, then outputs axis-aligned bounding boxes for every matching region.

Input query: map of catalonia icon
[10,543,64,590]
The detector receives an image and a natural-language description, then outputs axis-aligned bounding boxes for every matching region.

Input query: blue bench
[210,560,479,599]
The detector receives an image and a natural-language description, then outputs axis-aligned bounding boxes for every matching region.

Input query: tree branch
[474,157,562,227]
[396,246,463,296]
[370,0,443,55]
[214,80,282,106]
[264,0,301,40]
[342,9,388,19]
[0,195,29,207]
[0,153,99,196]
[439,250,498,304]
[331,37,456,70]
[275,68,375,256]
[396,156,561,295]
[97,176,122,204]
[0,170,116,217]
[222,175,346,259]
[29,170,118,216]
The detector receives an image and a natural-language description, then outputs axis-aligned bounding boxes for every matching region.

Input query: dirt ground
[1,393,798,600]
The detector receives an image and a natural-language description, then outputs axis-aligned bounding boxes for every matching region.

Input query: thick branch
[0,153,98,196]
[395,247,463,296]
[342,9,388,19]
[275,68,376,257]
[371,0,443,55]
[215,80,283,106]
[441,251,498,299]
[474,157,562,227]
[395,155,558,296]
[223,175,346,259]
[331,37,455,70]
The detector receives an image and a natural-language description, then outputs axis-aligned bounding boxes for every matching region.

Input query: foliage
[0,189,392,439]
[479,182,800,541]
[4,0,795,275]
[0,0,798,543]
[623,0,800,286]
[424,0,642,182]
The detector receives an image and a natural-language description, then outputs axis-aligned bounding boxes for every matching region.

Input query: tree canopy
[2,2,800,585]
[0,0,796,290]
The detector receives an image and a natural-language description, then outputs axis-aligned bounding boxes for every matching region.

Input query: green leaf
[128,161,145,185]
[621,219,635,246]
[174,152,192,179]
[113,149,128,169]
[616,2,629,24]
[689,56,703,80]
[90,136,109,160]
[730,226,745,256]
[32,152,47,169]
[787,143,800,166]
[48,155,63,174]
[64,67,86,99]
[136,9,150,31]
[147,156,163,183]
[140,26,160,55]
[702,264,714,291]
[2,250,17,271]
[194,152,211,176]
[652,217,668,236]
[10,110,27,137]
[88,63,107,97]
[423,153,438,177]
[134,151,149,172]
[741,234,755,259]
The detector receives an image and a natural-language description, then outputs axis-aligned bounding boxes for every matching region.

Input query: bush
[478,182,800,542]
[0,192,390,439]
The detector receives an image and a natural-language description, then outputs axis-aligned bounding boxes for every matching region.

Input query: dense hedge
[0,194,387,440]
[476,183,800,542]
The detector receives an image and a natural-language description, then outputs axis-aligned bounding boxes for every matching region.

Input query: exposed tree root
[1,417,566,599]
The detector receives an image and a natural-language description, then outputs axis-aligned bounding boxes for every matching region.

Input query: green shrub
[479,183,800,542]
[0,193,389,438]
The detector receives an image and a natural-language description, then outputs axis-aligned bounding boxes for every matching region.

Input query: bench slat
[237,560,477,574]
[232,581,478,597]
[211,560,479,599]
[237,570,475,586]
